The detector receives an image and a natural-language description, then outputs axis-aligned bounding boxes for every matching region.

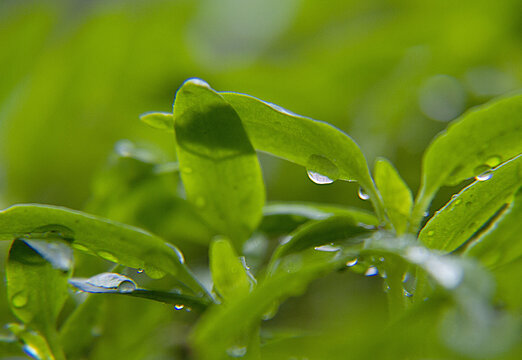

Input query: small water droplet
[475,170,493,181]
[185,307,192,312]
[97,251,118,263]
[137,269,144,274]
[11,291,28,308]
[403,288,413,297]
[365,266,378,277]
[423,210,430,217]
[345,258,358,267]
[314,244,341,252]
[195,196,206,207]
[485,155,501,168]
[380,270,387,279]
[307,170,334,184]
[383,281,391,293]
[72,243,89,252]
[226,346,247,358]
[357,187,370,200]
[22,344,41,360]
[174,304,185,310]
[117,281,136,293]
[378,257,385,262]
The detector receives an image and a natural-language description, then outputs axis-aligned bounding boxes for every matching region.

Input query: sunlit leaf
[374,158,413,234]
[221,91,385,221]
[174,79,265,250]
[210,237,252,302]
[6,240,68,359]
[0,204,207,297]
[419,155,522,252]
[411,94,522,231]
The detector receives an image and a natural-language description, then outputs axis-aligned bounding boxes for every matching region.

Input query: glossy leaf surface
[374,158,413,234]
[174,80,265,250]
[412,94,522,230]
[419,155,522,252]
[139,111,174,133]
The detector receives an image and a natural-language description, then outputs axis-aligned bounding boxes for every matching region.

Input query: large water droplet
[306,154,339,184]
[307,170,334,184]
[174,304,185,310]
[357,187,370,200]
[117,281,136,293]
[365,266,378,277]
[314,244,341,252]
[226,346,247,358]
[475,170,493,181]
[12,291,28,308]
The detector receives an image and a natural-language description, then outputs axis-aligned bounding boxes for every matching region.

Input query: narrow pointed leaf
[411,94,522,230]
[221,92,384,221]
[7,240,68,360]
[139,111,174,132]
[374,158,413,234]
[465,186,522,269]
[174,79,265,250]
[210,237,251,301]
[0,204,206,296]
[419,154,522,252]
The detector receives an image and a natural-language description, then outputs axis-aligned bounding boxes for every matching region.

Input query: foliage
[0,77,521,359]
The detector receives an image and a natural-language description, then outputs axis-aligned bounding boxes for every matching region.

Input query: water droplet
[383,281,390,293]
[11,291,28,308]
[307,170,334,184]
[423,210,430,217]
[357,187,370,200]
[22,344,41,360]
[314,244,341,252]
[185,307,192,312]
[380,270,387,279]
[485,155,501,168]
[306,154,339,184]
[117,281,136,293]
[195,196,206,207]
[402,272,411,283]
[97,251,118,263]
[174,304,185,310]
[365,266,378,276]
[403,288,413,297]
[137,269,144,274]
[186,78,211,88]
[475,170,492,181]
[226,346,247,358]
[345,258,358,267]
[72,243,89,252]
[378,257,385,262]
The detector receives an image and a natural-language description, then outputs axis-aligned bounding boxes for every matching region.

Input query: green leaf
[139,111,174,132]
[6,240,69,360]
[411,94,522,231]
[419,154,522,252]
[374,158,413,235]
[221,91,384,221]
[260,201,378,236]
[269,215,373,266]
[173,79,265,250]
[7,323,55,360]
[210,237,251,302]
[0,204,207,297]
[59,294,106,359]
[68,272,210,311]
[464,186,522,269]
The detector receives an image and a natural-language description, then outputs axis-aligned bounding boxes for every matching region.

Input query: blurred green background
[1,0,521,358]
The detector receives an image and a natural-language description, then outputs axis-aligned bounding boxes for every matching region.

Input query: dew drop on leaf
[137,269,144,274]
[96,251,119,263]
[357,187,370,200]
[403,288,413,297]
[174,304,185,310]
[22,344,41,360]
[11,291,28,308]
[345,258,358,267]
[314,244,341,252]
[226,346,247,358]
[307,170,334,184]
[117,281,136,293]
[475,170,493,181]
[364,266,378,277]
